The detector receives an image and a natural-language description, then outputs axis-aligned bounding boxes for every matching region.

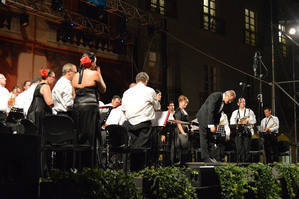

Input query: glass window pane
[204,16,209,23]
[160,0,165,7]
[245,16,249,23]
[245,24,249,29]
[204,23,209,30]
[245,9,249,16]
[282,38,286,44]
[250,11,254,18]
[211,2,215,9]
[211,18,216,25]
[210,9,215,16]
[204,0,209,6]
[204,6,209,14]
[278,24,281,30]
[160,7,165,15]
[250,25,255,31]
[152,0,157,5]
[250,18,254,25]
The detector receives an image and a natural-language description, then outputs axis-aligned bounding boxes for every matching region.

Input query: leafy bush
[247,163,281,199]
[46,168,141,199]
[215,164,251,199]
[137,166,197,199]
[274,163,299,199]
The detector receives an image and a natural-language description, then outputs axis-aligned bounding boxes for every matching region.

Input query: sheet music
[190,118,200,131]
[152,111,172,127]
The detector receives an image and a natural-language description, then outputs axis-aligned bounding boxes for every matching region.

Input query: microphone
[239,82,251,87]
[253,52,258,77]
[257,94,263,103]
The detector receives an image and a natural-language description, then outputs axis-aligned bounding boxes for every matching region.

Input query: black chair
[42,115,93,173]
[0,122,10,134]
[106,125,151,172]
[105,125,129,171]
[21,119,37,134]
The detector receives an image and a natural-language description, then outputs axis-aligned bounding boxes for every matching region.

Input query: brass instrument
[266,121,277,129]
[260,120,277,137]
[238,116,249,124]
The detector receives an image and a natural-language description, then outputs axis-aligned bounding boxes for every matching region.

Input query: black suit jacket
[196,92,223,128]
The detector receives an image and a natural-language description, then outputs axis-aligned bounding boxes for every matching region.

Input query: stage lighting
[289,27,296,35]
[51,0,64,12]
[20,14,29,28]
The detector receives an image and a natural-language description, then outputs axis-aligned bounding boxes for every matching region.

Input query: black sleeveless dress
[27,83,52,134]
[73,71,99,145]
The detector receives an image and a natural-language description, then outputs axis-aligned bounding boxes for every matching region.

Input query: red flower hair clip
[80,56,92,68]
[40,69,49,78]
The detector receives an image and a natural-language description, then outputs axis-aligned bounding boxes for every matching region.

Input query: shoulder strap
[78,68,85,84]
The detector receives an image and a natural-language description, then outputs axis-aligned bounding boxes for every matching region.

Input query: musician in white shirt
[105,105,126,126]
[122,72,160,171]
[230,98,256,162]
[0,74,9,121]
[259,107,279,163]
[52,63,77,117]
[15,77,41,116]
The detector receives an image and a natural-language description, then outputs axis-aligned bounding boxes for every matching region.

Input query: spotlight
[20,14,29,28]
[60,21,74,43]
[51,0,64,12]
[289,27,296,35]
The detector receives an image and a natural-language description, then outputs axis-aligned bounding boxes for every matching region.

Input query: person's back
[72,52,106,146]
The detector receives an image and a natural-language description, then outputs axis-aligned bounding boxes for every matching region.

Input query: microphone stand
[256,51,268,124]
[240,83,246,98]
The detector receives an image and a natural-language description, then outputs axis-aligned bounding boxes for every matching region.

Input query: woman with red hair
[27,69,55,134]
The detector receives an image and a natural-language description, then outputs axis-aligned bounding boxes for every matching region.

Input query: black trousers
[235,134,251,162]
[199,127,219,162]
[56,111,73,118]
[264,134,279,163]
[123,121,152,171]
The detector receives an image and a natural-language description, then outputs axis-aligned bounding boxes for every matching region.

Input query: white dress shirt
[14,84,37,115]
[230,108,256,125]
[260,115,279,134]
[0,86,10,112]
[106,105,126,126]
[220,112,231,138]
[230,108,256,135]
[52,76,74,113]
[122,82,161,125]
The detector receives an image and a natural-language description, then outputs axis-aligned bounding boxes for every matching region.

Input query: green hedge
[42,166,197,199]
[137,166,198,199]
[215,163,299,199]
[43,163,299,199]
